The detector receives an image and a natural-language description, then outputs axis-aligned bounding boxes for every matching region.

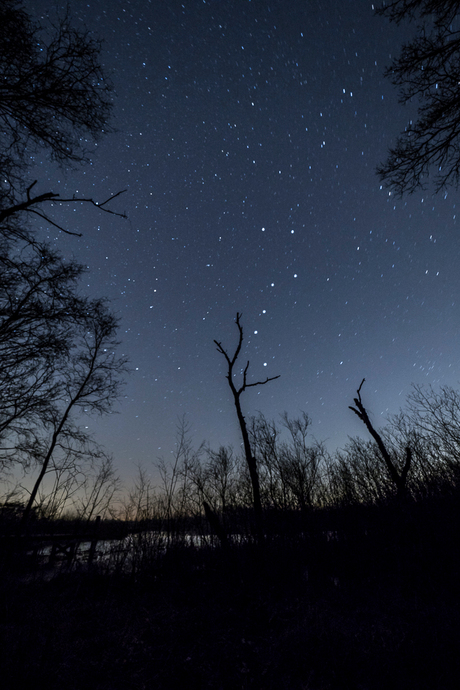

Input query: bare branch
[214,312,280,536]
[0,183,127,231]
[245,375,281,389]
[349,379,411,498]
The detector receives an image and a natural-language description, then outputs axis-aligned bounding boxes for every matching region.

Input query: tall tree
[19,300,127,528]
[214,313,279,536]
[0,2,127,521]
[377,0,460,194]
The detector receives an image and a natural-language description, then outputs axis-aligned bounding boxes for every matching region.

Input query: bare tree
[377,0,460,194]
[204,446,238,516]
[0,241,89,452]
[27,443,120,523]
[249,414,286,509]
[214,312,279,536]
[121,464,158,523]
[404,384,460,486]
[18,300,127,530]
[0,3,129,527]
[157,416,205,539]
[279,413,326,511]
[32,446,88,521]
[349,379,412,498]
[73,452,121,522]
[328,438,397,506]
[249,412,326,512]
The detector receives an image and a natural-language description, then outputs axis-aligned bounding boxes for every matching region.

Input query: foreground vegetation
[3,356,460,689]
[1,451,460,689]
[2,383,460,687]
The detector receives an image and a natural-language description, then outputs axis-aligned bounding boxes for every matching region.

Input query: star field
[27,0,460,482]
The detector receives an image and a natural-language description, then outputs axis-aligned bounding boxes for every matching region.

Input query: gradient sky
[26,0,460,484]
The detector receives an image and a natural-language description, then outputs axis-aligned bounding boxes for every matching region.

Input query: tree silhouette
[349,379,412,498]
[214,312,279,536]
[0,241,87,452]
[0,181,126,237]
[377,0,460,194]
[0,1,113,207]
[0,2,127,521]
[19,300,127,529]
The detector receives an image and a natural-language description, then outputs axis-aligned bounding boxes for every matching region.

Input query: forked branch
[214,312,280,537]
[214,312,280,396]
[0,181,127,235]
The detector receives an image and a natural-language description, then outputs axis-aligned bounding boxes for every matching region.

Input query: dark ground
[1,503,460,689]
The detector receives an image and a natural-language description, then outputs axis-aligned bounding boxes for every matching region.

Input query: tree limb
[0,181,127,233]
[349,379,411,497]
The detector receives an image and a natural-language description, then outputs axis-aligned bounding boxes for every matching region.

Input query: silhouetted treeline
[104,385,460,540]
[4,383,460,540]
[2,387,460,689]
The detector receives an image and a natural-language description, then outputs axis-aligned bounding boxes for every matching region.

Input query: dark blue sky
[29,0,460,483]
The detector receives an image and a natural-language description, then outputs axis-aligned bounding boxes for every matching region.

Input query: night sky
[27,0,460,483]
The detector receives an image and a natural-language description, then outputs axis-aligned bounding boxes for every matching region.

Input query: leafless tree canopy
[377,0,460,194]
[0,3,127,522]
[0,1,113,206]
[0,242,86,447]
